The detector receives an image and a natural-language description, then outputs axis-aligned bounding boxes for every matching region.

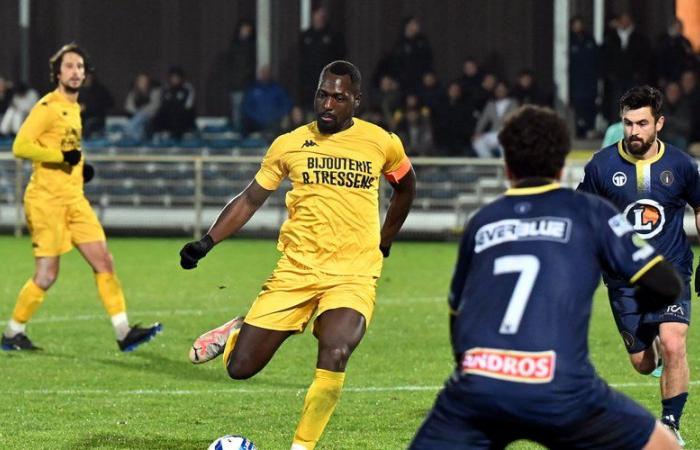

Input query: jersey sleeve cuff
[629,255,664,284]
[254,171,280,191]
[383,158,412,184]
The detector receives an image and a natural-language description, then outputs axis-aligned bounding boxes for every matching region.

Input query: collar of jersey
[505,182,561,196]
[617,139,665,165]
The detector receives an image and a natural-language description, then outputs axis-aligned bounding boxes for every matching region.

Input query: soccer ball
[207,435,257,450]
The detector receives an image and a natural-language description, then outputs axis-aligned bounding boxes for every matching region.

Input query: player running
[409,105,681,449]
[578,86,699,445]
[179,60,415,450]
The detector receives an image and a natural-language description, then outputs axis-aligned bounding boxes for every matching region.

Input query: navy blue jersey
[577,140,700,278]
[448,183,661,414]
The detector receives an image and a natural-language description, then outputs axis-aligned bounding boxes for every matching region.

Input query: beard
[624,134,656,156]
[316,113,340,134]
[60,80,81,94]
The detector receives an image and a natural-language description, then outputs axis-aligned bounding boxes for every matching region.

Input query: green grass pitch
[0,236,698,449]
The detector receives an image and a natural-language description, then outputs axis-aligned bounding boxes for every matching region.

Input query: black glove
[62,149,82,166]
[180,235,215,269]
[380,244,391,258]
[83,163,95,183]
[695,262,700,296]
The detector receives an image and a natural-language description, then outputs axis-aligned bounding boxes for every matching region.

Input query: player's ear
[354,92,361,108]
[655,116,665,133]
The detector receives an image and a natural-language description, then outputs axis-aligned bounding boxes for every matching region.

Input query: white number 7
[493,255,540,334]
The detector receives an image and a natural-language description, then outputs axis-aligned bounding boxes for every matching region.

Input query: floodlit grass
[0,236,698,449]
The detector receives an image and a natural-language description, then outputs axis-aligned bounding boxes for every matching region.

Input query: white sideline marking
[0,297,445,326]
[6,380,700,396]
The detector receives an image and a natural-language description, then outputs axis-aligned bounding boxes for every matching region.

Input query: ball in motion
[207,435,257,450]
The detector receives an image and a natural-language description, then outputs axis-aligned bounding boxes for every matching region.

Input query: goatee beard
[625,136,655,156]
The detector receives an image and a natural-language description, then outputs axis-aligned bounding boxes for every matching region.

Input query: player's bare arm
[179,180,273,269]
[379,167,416,256]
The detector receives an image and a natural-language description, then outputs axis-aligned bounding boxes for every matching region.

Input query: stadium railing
[0,150,634,240]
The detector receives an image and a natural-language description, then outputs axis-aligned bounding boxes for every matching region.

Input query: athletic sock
[95,273,129,339]
[7,279,46,336]
[222,320,242,368]
[292,369,345,450]
[662,392,688,428]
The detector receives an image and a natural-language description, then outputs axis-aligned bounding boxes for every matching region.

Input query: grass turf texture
[0,236,698,449]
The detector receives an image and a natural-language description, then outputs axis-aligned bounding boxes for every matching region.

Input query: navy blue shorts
[607,278,691,354]
[409,382,656,449]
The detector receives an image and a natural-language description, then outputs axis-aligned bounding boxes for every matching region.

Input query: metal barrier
[0,151,587,239]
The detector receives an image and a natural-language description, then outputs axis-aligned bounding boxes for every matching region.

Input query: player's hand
[83,163,95,183]
[179,235,215,269]
[694,263,700,296]
[62,149,82,166]
[380,244,391,258]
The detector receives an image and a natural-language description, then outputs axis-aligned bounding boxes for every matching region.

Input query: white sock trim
[111,312,129,340]
[5,319,26,337]
[290,445,309,450]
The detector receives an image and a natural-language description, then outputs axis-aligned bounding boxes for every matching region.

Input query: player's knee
[226,355,258,380]
[34,269,59,290]
[319,345,351,371]
[630,353,655,374]
[660,336,687,362]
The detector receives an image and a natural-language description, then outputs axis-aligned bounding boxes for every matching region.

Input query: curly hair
[619,85,663,121]
[49,43,91,85]
[498,105,570,179]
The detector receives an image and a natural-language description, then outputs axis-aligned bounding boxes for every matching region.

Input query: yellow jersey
[13,90,84,205]
[255,118,409,277]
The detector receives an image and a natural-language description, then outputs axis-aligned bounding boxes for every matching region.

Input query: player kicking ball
[179,60,415,450]
[409,105,681,449]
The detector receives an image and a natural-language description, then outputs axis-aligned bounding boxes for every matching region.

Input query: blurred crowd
[2,9,700,157]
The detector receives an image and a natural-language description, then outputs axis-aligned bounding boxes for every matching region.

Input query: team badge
[621,331,635,349]
[660,170,674,186]
[622,199,665,239]
[514,202,531,214]
[612,171,627,187]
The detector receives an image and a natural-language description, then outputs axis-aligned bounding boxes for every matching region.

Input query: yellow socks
[95,273,130,339]
[10,279,45,326]
[292,369,346,450]
[222,322,241,368]
[95,273,126,316]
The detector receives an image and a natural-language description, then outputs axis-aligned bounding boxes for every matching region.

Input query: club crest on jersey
[461,347,556,384]
[622,199,665,239]
[612,171,627,187]
[474,217,571,253]
[660,170,674,186]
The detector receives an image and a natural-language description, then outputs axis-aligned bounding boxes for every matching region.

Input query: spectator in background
[569,16,599,138]
[512,69,547,106]
[0,76,13,122]
[395,98,433,156]
[655,19,695,86]
[124,73,161,141]
[473,72,498,112]
[0,81,38,136]
[228,20,256,131]
[79,73,114,138]
[432,81,476,156]
[458,58,482,102]
[299,6,346,105]
[390,16,433,94]
[374,75,402,130]
[661,82,692,150]
[417,71,443,114]
[152,66,196,140]
[472,81,517,158]
[281,105,308,133]
[601,13,652,122]
[241,65,292,139]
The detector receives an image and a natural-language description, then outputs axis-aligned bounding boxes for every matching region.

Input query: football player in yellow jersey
[2,43,161,352]
[180,61,416,450]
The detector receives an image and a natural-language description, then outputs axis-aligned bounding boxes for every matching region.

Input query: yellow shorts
[244,255,378,333]
[25,196,106,257]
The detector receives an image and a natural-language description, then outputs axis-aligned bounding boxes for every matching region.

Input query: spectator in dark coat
[298,7,346,105]
[432,81,476,156]
[601,13,652,122]
[417,71,444,114]
[228,20,256,130]
[458,58,482,102]
[152,66,196,140]
[80,73,114,138]
[512,70,548,106]
[389,16,433,95]
[661,81,692,150]
[655,19,696,86]
[569,16,599,138]
[680,70,700,143]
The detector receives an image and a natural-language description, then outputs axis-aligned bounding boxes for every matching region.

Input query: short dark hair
[49,43,90,85]
[498,105,570,179]
[619,85,663,120]
[320,60,361,92]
